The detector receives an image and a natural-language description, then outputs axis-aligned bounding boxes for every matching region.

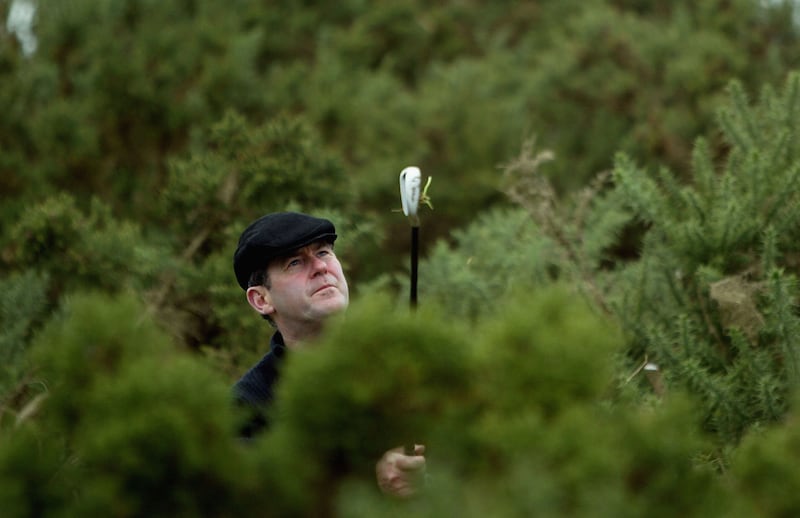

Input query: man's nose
[310,255,328,274]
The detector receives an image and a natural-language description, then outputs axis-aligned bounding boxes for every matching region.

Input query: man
[232,211,426,498]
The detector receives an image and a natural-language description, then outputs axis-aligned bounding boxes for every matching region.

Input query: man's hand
[375,444,426,499]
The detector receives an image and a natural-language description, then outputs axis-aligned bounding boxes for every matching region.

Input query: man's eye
[286,258,302,268]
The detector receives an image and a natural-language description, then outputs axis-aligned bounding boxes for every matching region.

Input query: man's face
[262,240,349,329]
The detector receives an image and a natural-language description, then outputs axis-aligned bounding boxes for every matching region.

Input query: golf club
[399,166,423,456]
[399,166,422,309]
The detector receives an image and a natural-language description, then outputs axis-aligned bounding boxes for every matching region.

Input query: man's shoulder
[231,333,287,438]
[233,349,282,407]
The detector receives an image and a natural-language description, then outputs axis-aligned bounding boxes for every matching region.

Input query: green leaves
[5,291,271,516]
[272,293,474,472]
[5,1,800,514]
[607,72,800,446]
[6,194,160,295]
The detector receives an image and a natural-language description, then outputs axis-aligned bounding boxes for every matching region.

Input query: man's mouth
[313,284,334,295]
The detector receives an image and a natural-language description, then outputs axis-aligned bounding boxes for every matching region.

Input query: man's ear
[246,286,275,317]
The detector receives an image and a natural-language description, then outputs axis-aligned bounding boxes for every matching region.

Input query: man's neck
[276,321,324,349]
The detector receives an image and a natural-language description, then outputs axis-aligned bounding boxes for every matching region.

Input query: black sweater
[232,331,287,438]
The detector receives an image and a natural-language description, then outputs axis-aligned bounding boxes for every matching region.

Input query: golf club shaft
[410,226,418,309]
[405,227,420,456]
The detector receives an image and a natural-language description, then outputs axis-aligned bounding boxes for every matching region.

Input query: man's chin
[314,294,348,316]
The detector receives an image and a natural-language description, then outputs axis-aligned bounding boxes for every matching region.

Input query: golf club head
[399,166,421,223]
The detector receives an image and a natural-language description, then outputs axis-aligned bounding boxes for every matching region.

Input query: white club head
[399,166,422,223]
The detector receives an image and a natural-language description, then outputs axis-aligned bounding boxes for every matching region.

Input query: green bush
[421,207,558,320]
[0,271,49,400]
[6,2,800,515]
[5,194,161,297]
[730,407,800,517]
[3,292,272,516]
[608,72,800,444]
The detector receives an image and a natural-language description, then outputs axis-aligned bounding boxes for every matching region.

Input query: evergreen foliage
[2,286,754,517]
[0,270,48,401]
[4,0,800,265]
[5,0,800,514]
[608,72,800,445]
[729,404,800,516]
[1,278,798,516]
[6,193,160,296]
[414,67,800,513]
[255,293,476,515]
[2,292,273,516]
[421,206,558,320]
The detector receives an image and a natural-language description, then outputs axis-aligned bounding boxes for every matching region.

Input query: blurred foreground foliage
[4,0,800,515]
[0,288,780,517]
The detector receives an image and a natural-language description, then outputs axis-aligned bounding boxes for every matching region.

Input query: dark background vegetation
[4,0,800,515]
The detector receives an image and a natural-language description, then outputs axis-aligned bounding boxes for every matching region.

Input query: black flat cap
[233,212,337,290]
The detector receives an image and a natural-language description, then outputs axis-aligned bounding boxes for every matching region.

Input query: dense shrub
[4,1,800,515]
[0,287,751,517]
